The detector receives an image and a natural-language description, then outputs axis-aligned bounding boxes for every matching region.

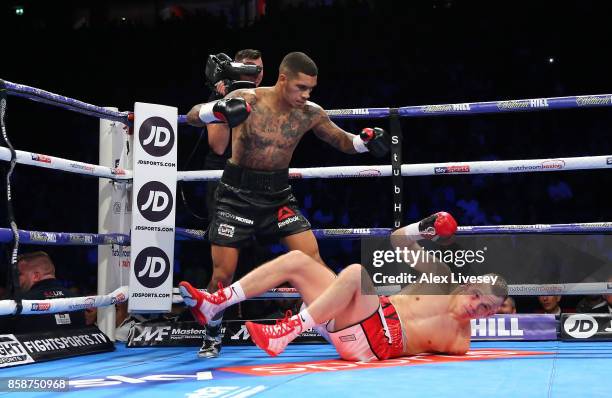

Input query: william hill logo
[422,103,471,113]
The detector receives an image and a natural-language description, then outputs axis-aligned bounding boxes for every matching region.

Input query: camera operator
[204,49,264,216]
[188,49,265,358]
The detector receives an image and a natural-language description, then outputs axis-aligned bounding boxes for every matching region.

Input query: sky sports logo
[434,165,471,174]
[31,303,51,311]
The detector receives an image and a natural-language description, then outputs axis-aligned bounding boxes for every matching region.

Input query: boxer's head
[277,52,318,108]
[453,273,507,320]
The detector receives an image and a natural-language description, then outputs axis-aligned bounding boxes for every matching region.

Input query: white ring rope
[170,281,612,304]
[0,286,128,316]
[0,146,131,180]
[1,145,607,182]
[179,154,612,181]
[3,279,607,316]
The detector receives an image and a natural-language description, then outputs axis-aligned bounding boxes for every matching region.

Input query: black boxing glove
[198,97,251,128]
[353,127,390,157]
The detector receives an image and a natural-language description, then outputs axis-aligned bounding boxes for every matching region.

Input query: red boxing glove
[418,211,458,244]
[353,127,390,157]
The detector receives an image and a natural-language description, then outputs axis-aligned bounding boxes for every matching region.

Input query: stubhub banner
[471,314,557,341]
[129,103,177,313]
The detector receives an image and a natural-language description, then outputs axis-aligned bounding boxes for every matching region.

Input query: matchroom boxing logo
[139,117,175,157]
[134,247,171,288]
[137,181,173,222]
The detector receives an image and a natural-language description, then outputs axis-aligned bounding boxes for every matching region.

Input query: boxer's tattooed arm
[312,109,358,154]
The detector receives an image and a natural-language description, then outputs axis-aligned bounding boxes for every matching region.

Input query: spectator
[12,251,86,334]
[576,295,606,313]
[576,276,612,314]
[496,296,517,314]
[536,295,568,315]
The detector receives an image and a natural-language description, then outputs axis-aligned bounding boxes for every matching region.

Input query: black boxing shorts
[207,161,311,248]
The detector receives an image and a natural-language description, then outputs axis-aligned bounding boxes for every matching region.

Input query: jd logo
[139,117,175,157]
[134,247,170,288]
[137,181,173,222]
[563,314,598,339]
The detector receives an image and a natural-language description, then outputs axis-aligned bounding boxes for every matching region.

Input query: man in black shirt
[199,49,265,358]
[11,251,86,334]
[204,49,264,216]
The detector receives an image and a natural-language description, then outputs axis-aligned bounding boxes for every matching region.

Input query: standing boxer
[183,51,390,358]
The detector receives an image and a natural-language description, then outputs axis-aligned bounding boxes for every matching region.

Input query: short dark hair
[279,52,318,77]
[234,49,261,62]
[17,251,52,264]
[17,251,55,275]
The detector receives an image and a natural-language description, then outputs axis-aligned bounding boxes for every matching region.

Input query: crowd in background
[1,0,611,315]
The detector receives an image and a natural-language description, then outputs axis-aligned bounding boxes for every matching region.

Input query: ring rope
[169,281,612,303]
[2,80,130,123]
[0,146,131,180]
[179,154,612,181]
[1,222,610,246]
[325,94,612,119]
[3,144,608,182]
[3,278,605,317]
[0,286,128,316]
[4,80,612,123]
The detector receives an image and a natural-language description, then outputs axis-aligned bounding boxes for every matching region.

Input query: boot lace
[263,311,301,337]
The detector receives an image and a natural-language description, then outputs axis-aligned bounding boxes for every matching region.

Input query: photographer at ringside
[203,49,264,216]
[180,49,266,357]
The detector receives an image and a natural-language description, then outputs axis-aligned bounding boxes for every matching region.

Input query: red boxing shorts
[327,296,405,361]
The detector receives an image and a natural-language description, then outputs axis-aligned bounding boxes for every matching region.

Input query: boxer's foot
[178,281,228,326]
[246,311,304,356]
[198,323,223,358]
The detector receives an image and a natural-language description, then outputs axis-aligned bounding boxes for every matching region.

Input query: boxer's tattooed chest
[233,102,317,169]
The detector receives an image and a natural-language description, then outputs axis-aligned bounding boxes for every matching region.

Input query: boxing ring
[0,79,611,397]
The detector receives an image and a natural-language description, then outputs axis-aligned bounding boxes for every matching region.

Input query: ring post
[98,109,131,339]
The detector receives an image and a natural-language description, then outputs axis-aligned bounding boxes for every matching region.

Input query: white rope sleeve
[0,286,128,316]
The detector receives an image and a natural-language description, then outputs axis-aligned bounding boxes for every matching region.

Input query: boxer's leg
[245,262,379,356]
[282,230,324,265]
